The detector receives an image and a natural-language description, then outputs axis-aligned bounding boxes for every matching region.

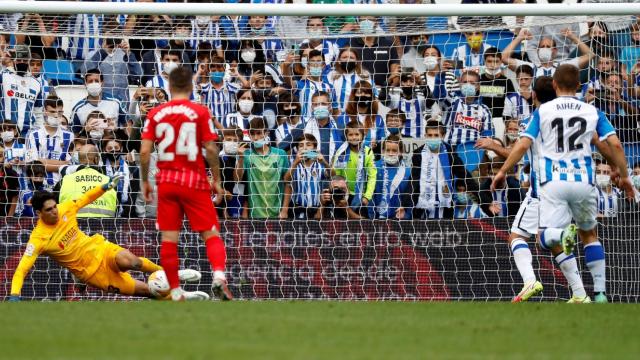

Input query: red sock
[205,236,226,272]
[159,241,180,290]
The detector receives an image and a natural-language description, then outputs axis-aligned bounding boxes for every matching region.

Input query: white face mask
[86,82,102,97]
[223,141,239,155]
[241,50,257,63]
[195,16,210,27]
[596,174,611,188]
[538,48,553,63]
[423,56,439,71]
[89,129,104,140]
[1,131,15,143]
[383,154,399,166]
[484,66,502,76]
[45,115,60,128]
[238,99,254,113]
[163,61,179,75]
[308,28,323,39]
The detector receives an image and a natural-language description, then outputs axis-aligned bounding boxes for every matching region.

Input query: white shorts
[510,195,539,237]
[539,181,598,231]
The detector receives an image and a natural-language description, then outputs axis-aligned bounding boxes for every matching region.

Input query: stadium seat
[42,59,82,85]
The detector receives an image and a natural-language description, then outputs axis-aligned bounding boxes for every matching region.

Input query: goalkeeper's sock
[205,235,227,272]
[555,253,587,298]
[510,238,536,284]
[160,241,180,290]
[584,241,606,293]
[139,257,163,273]
[540,228,563,249]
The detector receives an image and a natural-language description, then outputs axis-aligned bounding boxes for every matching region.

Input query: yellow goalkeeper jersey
[10,185,110,296]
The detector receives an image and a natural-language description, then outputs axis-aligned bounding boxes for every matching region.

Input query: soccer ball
[148,270,171,298]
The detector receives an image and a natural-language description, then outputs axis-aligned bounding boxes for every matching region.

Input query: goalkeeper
[8,174,206,301]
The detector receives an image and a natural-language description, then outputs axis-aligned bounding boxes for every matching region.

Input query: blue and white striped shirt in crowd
[513,58,581,80]
[200,81,241,123]
[503,92,531,122]
[292,161,327,208]
[3,141,27,190]
[454,203,487,219]
[257,38,285,63]
[0,70,45,137]
[189,19,222,50]
[522,96,616,186]
[301,39,341,67]
[145,75,198,101]
[222,112,258,142]
[25,127,74,186]
[441,96,494,146]
[111,0,135,26]
[295,79,338,118]
[597,187,621,218]
[391,96,429,139]
[491,188,509,217]
[71,95,127,134]
[67,14,103,60]
[326,71,376,113]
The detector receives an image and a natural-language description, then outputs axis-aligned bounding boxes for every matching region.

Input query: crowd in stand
[1,0,640,221]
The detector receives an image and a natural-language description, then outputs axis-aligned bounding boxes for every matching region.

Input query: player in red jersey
[139,66,232,301]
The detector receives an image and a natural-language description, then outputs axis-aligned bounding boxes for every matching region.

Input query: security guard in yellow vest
[58,144,118,218]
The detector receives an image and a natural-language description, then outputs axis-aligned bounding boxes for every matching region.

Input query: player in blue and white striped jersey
[440,70,494,147]
[70,69,127,134]
[284,133,332,219]
[200,57,241,126]
[493,65,634,303]
[0,45,45,137]
[25,96,73,187]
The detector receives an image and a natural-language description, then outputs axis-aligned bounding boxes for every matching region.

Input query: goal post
[0,1,639,302]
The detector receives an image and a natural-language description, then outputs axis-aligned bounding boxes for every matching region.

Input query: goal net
[0,2,639,302]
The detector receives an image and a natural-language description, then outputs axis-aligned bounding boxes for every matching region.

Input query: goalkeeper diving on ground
[8,174,208,301]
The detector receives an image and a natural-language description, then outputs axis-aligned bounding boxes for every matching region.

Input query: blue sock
[584,241,606,293]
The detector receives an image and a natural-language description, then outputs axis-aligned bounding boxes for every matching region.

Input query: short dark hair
[425,119,444,134]
[460,70,480,82]
[84,68,103,82]
[160,48,183,61]
[553,64,580,91]
[533,76,557,104]
[344,120,363,136]
[382,134,403,152]
[483,47,502,60]
[312,90,330,102]
[44,95,63,110]
[222,126,242,140]
[308,49,323,60]
[516,64,534,77]
[168,66,193,93]
[386,109,406,122]
[249,117,267,133]
[26,160,45,178]
[31,191,57,212]
[301,133,318,148]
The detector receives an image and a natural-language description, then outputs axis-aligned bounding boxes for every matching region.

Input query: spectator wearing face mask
[502,28,594,79]
[84,37,142,105]
[387,73,433,139]
[410,120,478,219]
[218,127,246,219]
[480,48,516,119]
[101,137,130,217]
[384,110,408,140]
[452,31,493,70]
[242,15,285,63]
[582,52,621,100]
[479,157,525,217]
[300,16,340,67]
[200,56,241,127]
[25,96,74,188]
[71,69,127,135]
[220,88,259,141]
[145,49,198,101]
[348,16,399,88]
[16,160,47,217]
[275,93,303,146]
[1,121,27,189]
[630,161,640,192]
[287,49,338,119]
[0,45,45,137]
[595,161,621,218]
[400,34,430,73]
[452,180,486,219]
[188,15,223,56]
[284,133,332,219]
[251,74,285,129]
[418,45,459,104]
[503,65,534,123]
[0,144,19,216]
[439,70,494,172]
[369,135,411,220]
[236,40,275,88]
[338,81,385,150]
[327,47,376,113]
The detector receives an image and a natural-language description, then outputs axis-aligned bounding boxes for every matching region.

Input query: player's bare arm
[140,139,154,202]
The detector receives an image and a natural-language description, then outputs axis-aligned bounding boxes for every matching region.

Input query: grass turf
[0,301,638,360]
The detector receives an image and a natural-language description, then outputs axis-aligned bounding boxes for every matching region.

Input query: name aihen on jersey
[521,96,616,185]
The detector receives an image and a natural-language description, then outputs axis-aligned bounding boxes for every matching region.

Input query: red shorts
[156,182,219,232]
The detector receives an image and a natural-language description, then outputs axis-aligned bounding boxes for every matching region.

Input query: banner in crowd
[1,218,638,302]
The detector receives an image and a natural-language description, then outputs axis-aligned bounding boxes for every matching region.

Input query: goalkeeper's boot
[594,292,609,304]
[512,281,543,303]
[178,269,202,283]
[561,224,578,255]
[183,291,210,301]
[567,295,592,304]
[213,277,233,301]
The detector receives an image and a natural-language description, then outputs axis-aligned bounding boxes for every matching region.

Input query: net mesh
[0,6,639,302]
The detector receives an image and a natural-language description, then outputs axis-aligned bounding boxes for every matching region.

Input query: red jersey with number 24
[142,99,217,191]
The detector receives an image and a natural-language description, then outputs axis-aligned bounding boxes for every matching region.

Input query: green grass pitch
[1,301,638,360]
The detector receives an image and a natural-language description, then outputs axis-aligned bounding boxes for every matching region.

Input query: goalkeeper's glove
[8,295,20,302]
[102,172,125,191]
